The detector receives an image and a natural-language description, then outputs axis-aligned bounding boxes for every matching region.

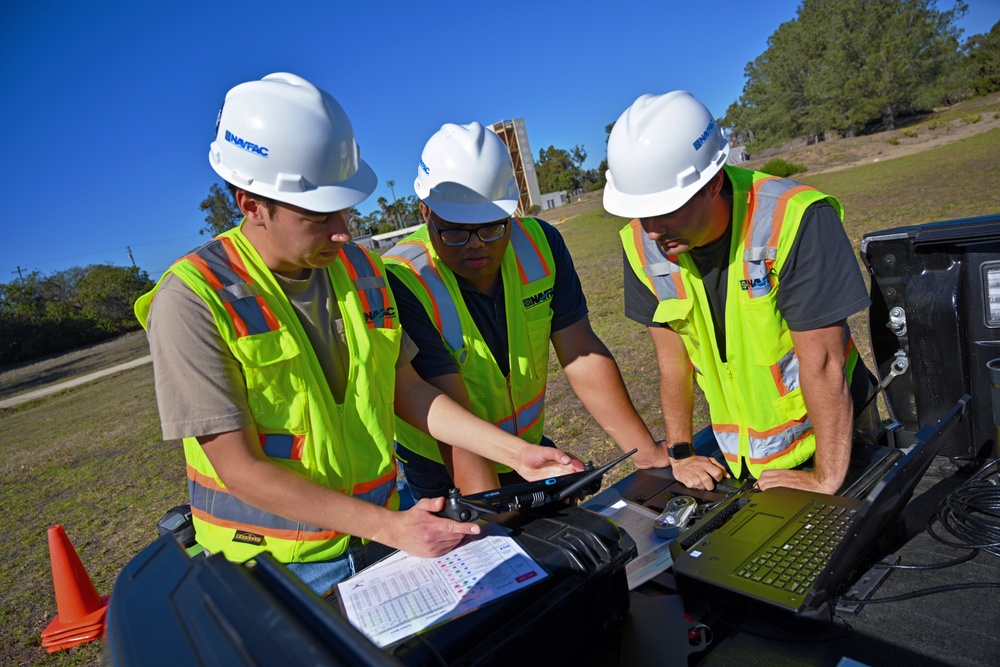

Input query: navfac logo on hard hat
[419,160,430,175]
[692,119,717,151]
[225,130,269,158]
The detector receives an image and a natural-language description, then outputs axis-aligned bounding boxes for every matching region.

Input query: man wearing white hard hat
[384,121,686,499]
[135,74,582,594]
[606,91,880,495]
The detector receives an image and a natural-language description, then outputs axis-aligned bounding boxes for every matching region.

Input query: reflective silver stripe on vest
[750,419,813,459]
[340,244,390,328]
[509,219,550,284]
[188,474,395,536]
[742,177,800,298]
[638,234,682,301]
[386,243,465,351]
[774,348,800,395]
[190,239,275,336]
[713,419,813,462]
[714,430,739,458]
[494,390,545,436]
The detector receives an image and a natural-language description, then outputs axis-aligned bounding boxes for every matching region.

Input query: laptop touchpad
[728,513,786,542]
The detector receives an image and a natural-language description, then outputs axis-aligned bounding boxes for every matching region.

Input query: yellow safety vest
[135,224,401,562]
[621,166,860,479]
[383,218,556,474]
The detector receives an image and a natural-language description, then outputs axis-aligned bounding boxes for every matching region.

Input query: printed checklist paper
[337,522,548,647]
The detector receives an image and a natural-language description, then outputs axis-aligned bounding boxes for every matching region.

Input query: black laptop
[671,394,969,618]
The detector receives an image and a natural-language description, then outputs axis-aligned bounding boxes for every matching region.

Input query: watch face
[669,442,693,459]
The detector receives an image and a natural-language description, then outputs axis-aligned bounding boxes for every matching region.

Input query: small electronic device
[156,504,196,548]
[437,448,638,522]
[652,495,697,539]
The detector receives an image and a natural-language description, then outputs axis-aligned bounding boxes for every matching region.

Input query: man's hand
[631,439,673,469]
[513,444,584,481]
[756,468,840,495]
[375,497,482,558]
[671,456,729,490]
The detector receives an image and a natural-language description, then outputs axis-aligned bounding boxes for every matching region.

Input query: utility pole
[12,266,24,280]
[386,180,402,229]
[126,246,136,268]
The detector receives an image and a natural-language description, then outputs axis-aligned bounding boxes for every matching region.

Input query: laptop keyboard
[735,503,857,594]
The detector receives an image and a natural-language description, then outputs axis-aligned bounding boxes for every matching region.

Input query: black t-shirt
[622,203,870,352]
[388,219,589,379]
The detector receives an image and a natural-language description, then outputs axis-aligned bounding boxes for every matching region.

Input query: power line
[2,234,202,274]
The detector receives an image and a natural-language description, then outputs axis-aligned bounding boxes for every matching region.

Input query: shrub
[962,113,981,125]
[760,158,807,178]
[902,128,919,138]
[887,137,899,145]
[927,119,945,130]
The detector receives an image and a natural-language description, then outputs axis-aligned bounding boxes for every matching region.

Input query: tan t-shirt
[147,269,416,441]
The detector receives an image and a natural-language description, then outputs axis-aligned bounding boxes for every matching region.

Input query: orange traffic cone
[40,525,109,653]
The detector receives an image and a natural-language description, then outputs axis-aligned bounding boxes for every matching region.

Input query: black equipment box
[387,503,635,666]
[105,503,635,667]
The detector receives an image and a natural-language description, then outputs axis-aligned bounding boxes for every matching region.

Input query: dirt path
[0,330,151,399]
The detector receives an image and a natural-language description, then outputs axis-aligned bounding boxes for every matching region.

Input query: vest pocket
[653,297,694,335]
[368,327,401,408]
[741,289,793,368]
[524,314,553,377]
[230,328,307,432]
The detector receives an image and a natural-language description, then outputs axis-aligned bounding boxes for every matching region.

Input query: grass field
[1,122,998,666]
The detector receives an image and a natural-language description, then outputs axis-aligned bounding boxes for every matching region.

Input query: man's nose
[329,212,352,240]
[640,220,663,240]
[464,230,485,248]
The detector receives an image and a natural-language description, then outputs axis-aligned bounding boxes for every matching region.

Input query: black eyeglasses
[430,218,509,246]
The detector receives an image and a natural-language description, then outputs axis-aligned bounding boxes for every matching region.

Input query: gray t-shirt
[148,269,417,441]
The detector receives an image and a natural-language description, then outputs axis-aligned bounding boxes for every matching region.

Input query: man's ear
[418,201,432,223]
[235,190,265,223]
[706,169,726,198]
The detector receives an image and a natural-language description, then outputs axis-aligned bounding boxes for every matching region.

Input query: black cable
[836,460,1000,608]
[931,458,1000,557]
[840,582,1000,604]
[882,547,979,570]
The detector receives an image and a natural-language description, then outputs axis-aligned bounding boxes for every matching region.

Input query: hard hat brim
[602,148,728,219]
[211,157,378,214]
[421,194,519,225]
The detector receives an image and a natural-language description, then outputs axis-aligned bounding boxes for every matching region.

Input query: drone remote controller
[652,495,697,539]
[436,448,638,522]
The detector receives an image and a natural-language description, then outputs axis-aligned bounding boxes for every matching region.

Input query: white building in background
[488,118,542,215]
[539,191,569,211]
[371,224,423,250]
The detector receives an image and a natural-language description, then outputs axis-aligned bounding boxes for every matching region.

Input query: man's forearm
[561,345,668,467]
[425,373,501,493]
[791,325,854,493]
[649,326,695,444]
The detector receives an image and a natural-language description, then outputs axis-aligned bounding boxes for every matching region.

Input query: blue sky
[1,1,996,281]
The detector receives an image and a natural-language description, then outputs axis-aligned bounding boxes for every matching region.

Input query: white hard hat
[209,72,377,213]
[603,91,730,218]
[414,122,519,224]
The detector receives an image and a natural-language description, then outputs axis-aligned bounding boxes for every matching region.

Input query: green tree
[536,145,578,194]
[723,0,968,146]
[76,264,154,332]
[198,183,243,236]
[0,271,47,324]
[964,21,1000,95]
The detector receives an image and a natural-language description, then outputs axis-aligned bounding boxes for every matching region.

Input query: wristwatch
[667,442,694,460]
